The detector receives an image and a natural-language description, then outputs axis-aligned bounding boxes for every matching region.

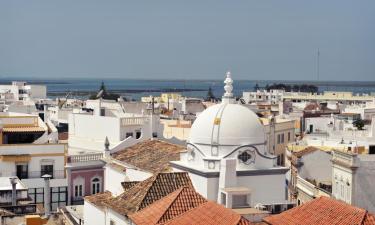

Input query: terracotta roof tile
[84,191,113,208]
[163,201,252,225]
[129,186,207,225]
[105,172,193,216]
[293,146,319,157]
[111,139,184,173]
[364,214,375,225]
[121,181,140,191]
[263,196,374,225]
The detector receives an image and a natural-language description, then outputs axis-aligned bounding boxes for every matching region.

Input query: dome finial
[223,71,233,98]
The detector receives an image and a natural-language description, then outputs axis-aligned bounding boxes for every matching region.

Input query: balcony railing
[296,176,317,197]
[120,117,149,126]
[0,204,37,215]
[67,153,103,163]
[0,170,65,179]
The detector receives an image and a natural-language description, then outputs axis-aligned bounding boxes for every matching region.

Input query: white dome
[189,103,266,146]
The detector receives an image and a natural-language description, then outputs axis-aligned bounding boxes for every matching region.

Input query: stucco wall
[84,201,106,225]
[299,151,332,183]
[71,168,104,198]
[104,166,127,196]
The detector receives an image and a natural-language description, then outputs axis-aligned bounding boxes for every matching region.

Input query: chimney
[95,98,103,116]
[218,159,237,189]
[9,177,18,206]
[42,174,52,217]
[104,136,111,159]
[371,116,375,138]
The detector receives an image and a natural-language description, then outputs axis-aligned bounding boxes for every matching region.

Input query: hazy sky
[1,1,374,80]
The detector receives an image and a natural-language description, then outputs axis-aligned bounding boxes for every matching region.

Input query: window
[238,150,255,165]
[277,134,281,144]
[232,195,248,208]
[41,165,53,178]
[74,185,83,198]
[135,131,141,139]
[288,132,291,141]
[281,133,285,143]
[51,187,67,211]
[28,187,67,211]
[91,177,101,195]
[16,164,28,179]
[126,132,133,138]
[152,132,158,138]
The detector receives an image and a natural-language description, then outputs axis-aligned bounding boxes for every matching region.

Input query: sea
[1,78,375,101]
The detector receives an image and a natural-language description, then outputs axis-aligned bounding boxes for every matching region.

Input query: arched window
[73,177,84,200]
[91,177,101,195]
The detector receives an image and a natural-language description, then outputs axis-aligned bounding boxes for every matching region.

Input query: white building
[0,177,28,205]
[0,81,46,102]
[343,101,375,122]
[171,72,289,209]
[332,150,375,213]
[68,99,164,154]
[242,89,284,105]
[0,113,66,210]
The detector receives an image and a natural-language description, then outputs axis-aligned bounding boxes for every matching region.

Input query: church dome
[189,72,266,147]
[189,103,265,146]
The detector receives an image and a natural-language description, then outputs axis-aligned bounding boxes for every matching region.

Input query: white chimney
[371,116,375,138]
[218,159,237,189]
[9,177,17,206]
[95,98,102,116]
[42,174,52,217]
[104,136,111,159]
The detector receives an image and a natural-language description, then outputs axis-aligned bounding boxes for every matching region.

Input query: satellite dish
[96,89,104,99]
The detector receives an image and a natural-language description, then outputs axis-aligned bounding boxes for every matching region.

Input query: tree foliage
[353,119,365,130]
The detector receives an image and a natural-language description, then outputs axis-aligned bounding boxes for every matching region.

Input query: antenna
[317,48,320,81]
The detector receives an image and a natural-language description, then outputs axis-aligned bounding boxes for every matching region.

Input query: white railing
[332,150,356,167]
[120,117,149,126]
[296,176,317,197]
[68,153,103,163]
[0,115,38,126]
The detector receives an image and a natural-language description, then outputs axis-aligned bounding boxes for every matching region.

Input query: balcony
[296,176,317,197]
[120,117,149,126]
[0,204,37,215]
[67,153,103,163]
[0,170,65,179]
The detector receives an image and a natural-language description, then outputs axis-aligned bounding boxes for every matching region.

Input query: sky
[0,1,374,81]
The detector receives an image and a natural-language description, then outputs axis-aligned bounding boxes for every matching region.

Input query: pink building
[66,153,105,205]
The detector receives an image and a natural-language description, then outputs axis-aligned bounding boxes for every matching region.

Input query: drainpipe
[42,174,52,217]
[9,177,17,206]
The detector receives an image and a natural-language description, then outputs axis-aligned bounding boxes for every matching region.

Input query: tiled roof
[293,146,319,158]
[364,214,375,225]
[304,103,320,111]
[2,126,45,133]
[84,191,113,208]
[263,196,375,225]
[121,181,140,191]
[111,139,184,173]
[105,172,193,216]
[129,186,207,225]
[163,201,252,225]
